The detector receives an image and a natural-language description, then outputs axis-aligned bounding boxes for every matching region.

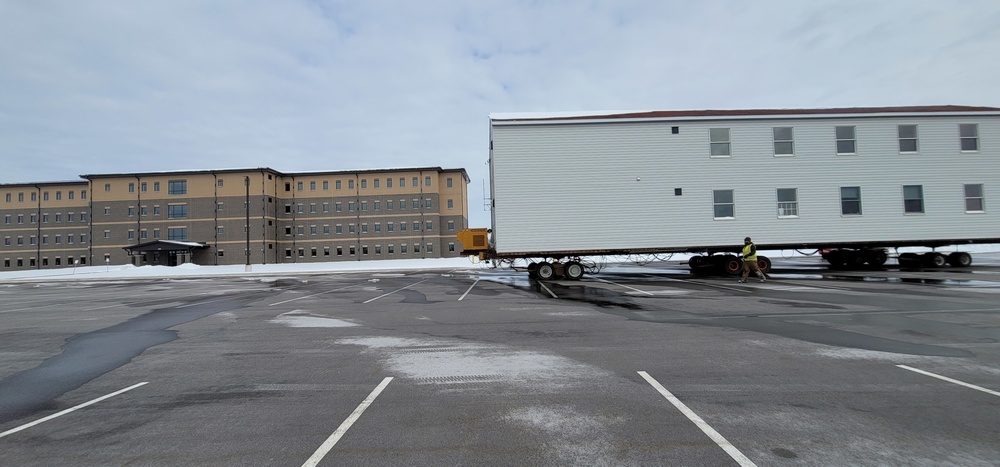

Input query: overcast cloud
[2,0,999,228]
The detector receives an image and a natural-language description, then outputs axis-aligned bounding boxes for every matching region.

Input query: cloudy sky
[2,0,999,227]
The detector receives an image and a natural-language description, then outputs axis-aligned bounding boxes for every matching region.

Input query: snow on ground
[2,244,997,283]
[0,257,486,282]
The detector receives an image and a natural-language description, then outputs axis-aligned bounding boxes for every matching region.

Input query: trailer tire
[898,253,920,268]
[757,256,771,274]
[948,252,972,267]
[923,253,947,268]
[722,255,743,276]
[526,262,539,279]
[864,249,888,267]
[564,261,584,280]
[688,256,704,268]
[536,262,555,280]
[825,250,846,267]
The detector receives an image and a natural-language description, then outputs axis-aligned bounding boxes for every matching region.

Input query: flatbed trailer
[458,106,1000,279]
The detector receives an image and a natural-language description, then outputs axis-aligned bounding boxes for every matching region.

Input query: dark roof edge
[492,105,1000,122]
[0,180,90,189]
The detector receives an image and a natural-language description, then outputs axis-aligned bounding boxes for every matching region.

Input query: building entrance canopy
[123,240,208,255]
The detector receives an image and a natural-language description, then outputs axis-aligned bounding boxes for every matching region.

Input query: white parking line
[302,377,393,467]
[638,371,757,467]
[0,382,148,439]
[593,278,654,296]
[363,279,428,304]
[538,282,558,299]
[896,365,1000,397]
[269,284,359,306]
[458,279,479,301]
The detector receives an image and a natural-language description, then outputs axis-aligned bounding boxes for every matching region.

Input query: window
[387,223,394,232]
[387,200,394,210]
[903,185,924,213]
[835,126,856,154]
[43,192,49,201]
[348,202,355,212]
[412,200,419,209]
[311,247,317,257]
[413,221,420,231]
[388,245,394,254]
[361,179,367,189]
[153,206,161,215]
[400,222,406,232]
[841,187,862,215]
[141,182,147,192]
[412,177,418,187]
[129,183,135,193]
[310,204,317,213]
[168,180,187,195]
[297,182,304,191]
[310,226,317,235]
[337,246,343,256]
[104,183,111,192]
[323,203,329,213]
[324,247,330,256]
[776,188,798,217]
[965,184,985,212]
[448,221,454,231]
[374,201,380,211]
[323,181,329,190]
[128,207,135,217]
[387,178,393,188]
[217,202,224,211]
[361,201,368,211]
[362,246,369,255]
[336,180,342,190]
[55,191,62,200]
[447,177,453,188]
[349,224,355,233]
[449,243,455,252]
[69,191,74,200]
[400,177,405,187]
[710,128,731,156]
[713,190,735,218]
[349,180,354,189]
[401,245,407,253]
[310,181,316,190]
[285,248,292,258]
[153,182,159,192]
[335,202,342,212]
[298,248,305,257]
[447,199,454,209]
[425,199,432,208]
[349,246,356,255]
[773,127,794,155]
[426,221,433,231]
[960,124,979,151]
[898,125,918,152]
[414,244,420,253]
[168,228,188,240]
[218,179,224,187]
[374,179,380,188]
[425,176,431,186]
[374,223,381,232]
[336,225,343,234]
[167,205,188,219]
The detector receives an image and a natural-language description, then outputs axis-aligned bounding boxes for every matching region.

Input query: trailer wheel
[688,256,704,268]
[864,249,888,267]
[722,255,743,276]
[536,262,555,280]
[898,253,920,268]
[564,261,584,280]
[947,252,972,267]
[923,253,947,268]
[526,262,539,279]
[824,250,846,267]
[757,256,771,274]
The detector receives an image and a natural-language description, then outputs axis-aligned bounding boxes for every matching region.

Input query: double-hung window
[835,126,856,154]
[964,184,985,212]
[713,190,735,218]
[773,127,794,155]
[709,128,731,157]
[898,125,918,153]
[776,188,798,217]
[959,124,979,151]
[903,185,924,213]
[840,187,862,215]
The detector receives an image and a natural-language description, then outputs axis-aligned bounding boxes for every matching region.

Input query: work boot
[759,277,766,283]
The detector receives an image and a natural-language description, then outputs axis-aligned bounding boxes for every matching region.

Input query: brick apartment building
[1,167,469,270]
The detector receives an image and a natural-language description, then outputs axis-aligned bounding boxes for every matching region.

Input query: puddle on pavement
[0,291,270,424]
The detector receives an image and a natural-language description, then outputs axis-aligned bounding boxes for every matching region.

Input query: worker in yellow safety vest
[739,236,766,283]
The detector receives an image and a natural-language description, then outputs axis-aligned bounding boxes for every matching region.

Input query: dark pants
[742,260,763,280]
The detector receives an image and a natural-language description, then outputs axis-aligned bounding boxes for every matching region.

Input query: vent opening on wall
[671,126,679,134]
[675,188,683,196]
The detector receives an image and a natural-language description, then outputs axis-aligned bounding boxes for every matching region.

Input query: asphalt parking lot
[1,256,999,466]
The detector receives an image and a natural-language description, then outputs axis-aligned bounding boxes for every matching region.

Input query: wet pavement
[0,256,998,465]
